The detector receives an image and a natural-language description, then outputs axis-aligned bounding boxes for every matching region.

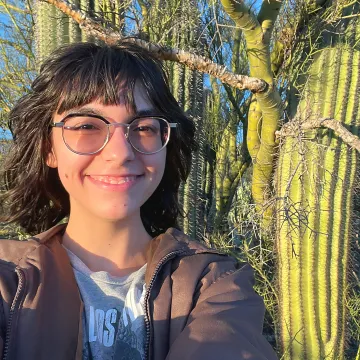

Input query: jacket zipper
[3,268,26,360]
[143,249,186,360]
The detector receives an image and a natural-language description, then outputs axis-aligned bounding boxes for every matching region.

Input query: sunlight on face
[48,84,166,224]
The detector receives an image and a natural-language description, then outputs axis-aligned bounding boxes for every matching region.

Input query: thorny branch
[276,118,360,153]
[43,0,268,93]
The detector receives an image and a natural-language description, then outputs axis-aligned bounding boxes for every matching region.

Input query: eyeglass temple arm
[51,122,64,127]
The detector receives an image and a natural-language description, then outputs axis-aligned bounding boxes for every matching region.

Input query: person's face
[47,85,166,224]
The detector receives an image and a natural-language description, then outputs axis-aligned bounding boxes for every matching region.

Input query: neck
[63,211,151,277]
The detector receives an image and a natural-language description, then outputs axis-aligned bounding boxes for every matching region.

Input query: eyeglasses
[51,114,177,155]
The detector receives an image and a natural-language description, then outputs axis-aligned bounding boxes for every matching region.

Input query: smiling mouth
[89,175,141,184]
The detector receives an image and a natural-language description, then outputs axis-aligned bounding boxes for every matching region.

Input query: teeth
[90,176,138,184]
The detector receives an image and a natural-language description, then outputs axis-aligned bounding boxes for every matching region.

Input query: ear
[46,149,58,168]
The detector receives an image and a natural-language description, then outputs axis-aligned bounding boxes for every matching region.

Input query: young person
[0,41,277,360]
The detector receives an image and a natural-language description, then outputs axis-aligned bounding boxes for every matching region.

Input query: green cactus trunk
[276,18,359,359]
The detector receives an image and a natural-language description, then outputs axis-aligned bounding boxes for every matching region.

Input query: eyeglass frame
[51,113,177,155]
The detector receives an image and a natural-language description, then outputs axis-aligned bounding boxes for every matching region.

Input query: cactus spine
[276,11,359,358]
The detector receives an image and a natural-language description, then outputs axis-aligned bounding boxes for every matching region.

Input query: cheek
[143,152,166,179]
[55,150,91,186]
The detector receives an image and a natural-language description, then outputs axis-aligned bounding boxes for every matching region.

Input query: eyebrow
[62,107,160,120]
[64,107,102,117]
[136,109,160,117]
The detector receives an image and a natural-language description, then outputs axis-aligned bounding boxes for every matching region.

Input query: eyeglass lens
[62,116,170,154]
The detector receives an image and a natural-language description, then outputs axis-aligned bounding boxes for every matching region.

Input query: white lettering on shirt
[89,307,118,347]
[103,309,117,347]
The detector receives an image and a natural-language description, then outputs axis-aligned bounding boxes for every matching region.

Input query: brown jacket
[0,224,277,360]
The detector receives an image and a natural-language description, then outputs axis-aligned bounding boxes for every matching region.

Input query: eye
[131,118,160,134]
[64,116,105,131]
[71,124,100,131]
[133,125,155,132]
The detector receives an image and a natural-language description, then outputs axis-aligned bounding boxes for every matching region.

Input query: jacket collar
[31,222,67,244]
[32,224,210,283]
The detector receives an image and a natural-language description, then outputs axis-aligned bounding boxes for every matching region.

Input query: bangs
[51,45,158,115]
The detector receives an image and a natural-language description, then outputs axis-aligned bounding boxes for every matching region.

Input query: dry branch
[43,0,268,93]
[276,118,360,152]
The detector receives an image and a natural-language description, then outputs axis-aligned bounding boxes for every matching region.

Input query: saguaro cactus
[276,9,359,359]
[34,0,125,62]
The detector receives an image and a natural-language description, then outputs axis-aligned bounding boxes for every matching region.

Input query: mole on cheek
[65,174,69,179]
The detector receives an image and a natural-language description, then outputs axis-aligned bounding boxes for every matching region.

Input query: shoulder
[156,230,277,359]
[150,227,248,290]
[166,227,241,267]
[0,223,66,266]
[154,227,235,259]
[164,229,260,310]
[0,237,40,266]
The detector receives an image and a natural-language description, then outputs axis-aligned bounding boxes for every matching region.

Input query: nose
[100,124,135,163]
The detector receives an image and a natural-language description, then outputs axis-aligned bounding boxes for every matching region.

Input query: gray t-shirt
[65,248,147,360]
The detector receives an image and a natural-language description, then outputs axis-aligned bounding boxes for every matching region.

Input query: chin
[93,207,140,223]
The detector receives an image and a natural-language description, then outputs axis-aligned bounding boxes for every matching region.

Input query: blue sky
[0,129,12,139]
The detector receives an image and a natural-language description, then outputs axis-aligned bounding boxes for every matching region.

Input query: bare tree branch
[276,118,360,153]
[43,0,268,93]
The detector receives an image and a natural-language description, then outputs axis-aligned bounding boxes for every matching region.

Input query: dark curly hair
[1,41,197,236]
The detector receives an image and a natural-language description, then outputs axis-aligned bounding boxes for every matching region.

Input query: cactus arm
[221,0,282,220]
[248,28,284,163]
[220,0,273,81]
[257,0,282,44]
